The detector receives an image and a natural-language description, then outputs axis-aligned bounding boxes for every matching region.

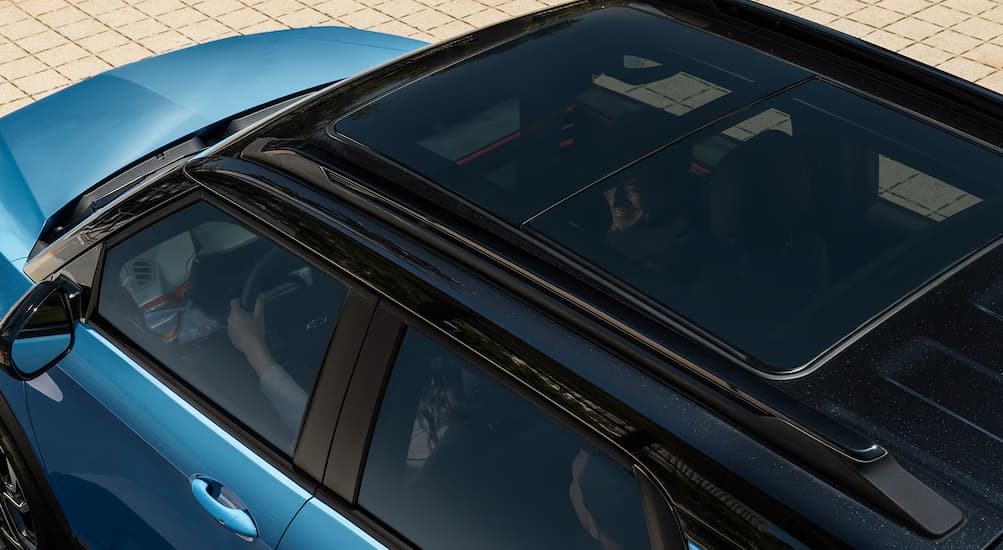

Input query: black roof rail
[216,147,963,537]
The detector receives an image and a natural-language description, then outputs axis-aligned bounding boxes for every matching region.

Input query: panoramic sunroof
[333,5,807,223]
[532,79,1003,371]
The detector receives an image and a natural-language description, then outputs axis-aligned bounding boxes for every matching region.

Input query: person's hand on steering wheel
[228,296,275,375]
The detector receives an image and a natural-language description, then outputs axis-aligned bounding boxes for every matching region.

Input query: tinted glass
[533,79,1003,370]
[360,330,651,550]
[334,5,806,223]
[99,202,348,454]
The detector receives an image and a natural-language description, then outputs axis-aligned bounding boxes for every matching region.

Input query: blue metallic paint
[26,325,313,548]
[0,27,424,263]
[277,498,386,550]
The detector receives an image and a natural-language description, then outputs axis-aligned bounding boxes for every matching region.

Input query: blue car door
[24,189,371,549]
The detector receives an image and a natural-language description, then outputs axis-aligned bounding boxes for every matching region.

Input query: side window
[359,330,651,550]
[98,201,349,455]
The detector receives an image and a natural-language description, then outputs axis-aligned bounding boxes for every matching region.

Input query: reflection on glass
[534,79,1003,369]
[12,292,71,375]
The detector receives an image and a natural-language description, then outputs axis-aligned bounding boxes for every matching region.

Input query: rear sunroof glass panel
[531,79,1003,371]
[333,6,807,223]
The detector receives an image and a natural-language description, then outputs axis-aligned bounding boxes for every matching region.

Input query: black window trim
[84,186,377,490]
[322,299,687,550]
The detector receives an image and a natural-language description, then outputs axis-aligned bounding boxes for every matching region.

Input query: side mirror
[0,277,81,380]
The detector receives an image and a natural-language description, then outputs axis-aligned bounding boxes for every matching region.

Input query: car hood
[0,27,425,264]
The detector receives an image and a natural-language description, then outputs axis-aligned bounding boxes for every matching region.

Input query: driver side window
[97,201,349,455]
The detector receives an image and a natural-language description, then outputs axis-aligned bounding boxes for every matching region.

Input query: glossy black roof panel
[331,4,808,223]
[239,0,1003,376]
[532,78,1003,371]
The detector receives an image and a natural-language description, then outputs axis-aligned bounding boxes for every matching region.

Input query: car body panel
[0,27,425,264]
[26,324,313,548]
[278,498,386,550]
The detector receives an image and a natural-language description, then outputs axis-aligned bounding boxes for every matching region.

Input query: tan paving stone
[938,55,995,79]
[981,5,1003,25]
[340,6,392,27]
[952,16,1003,41]
[876,0,931,15]
[368,19,421,37]
[238,19,290,34]
[135,0,187,17]
[372,0,424,18]
[794,5,841,24]
[77,29,129,53]
[96,6,146,27]
[96,41,150,65]
[813,0,868,16]
[118,18,170,40]
[923,29,981,54]
[34,41,87,65]
[312,0,364,18]
[53,54,110,80]
[886,16,943,40]
[497,0,546,16]
[830,17,874,35]
[899,41,954,65]
[758,0,801,12]
[75,0,127,17]
[216,7,269,29]
[36,6,88,27]
[157,7,206,28]
[140,29,190,52]
[427,17,475,39]
[16,30,65,54]
[56,18,108,41]
[864,28,914,50]
[464,6,508,26]
[0,18,48,41]
[277,7,329,26]
[0,5,29,24]
[974,69,1003,92]
[940,0,996,15]
[13,67,67,94]
[0,42,27,64]
[962,41,1003,68]
[177,18,230,41]
[438,0,487,18]
[253,0,303,18]
[915,4,969,26]
[0,81,22,102]
[848,5,902,27]
[16,0,66,17]
[192,0,244,17]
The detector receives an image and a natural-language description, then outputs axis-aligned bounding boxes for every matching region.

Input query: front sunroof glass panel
[334,6,807,223]
[532,79,1003,370]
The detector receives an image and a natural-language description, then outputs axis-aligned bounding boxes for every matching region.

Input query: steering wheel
[239,248,305,312]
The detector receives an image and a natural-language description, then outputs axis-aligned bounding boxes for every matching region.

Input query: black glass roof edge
[322,0,596,144]
[691,0,1003,150]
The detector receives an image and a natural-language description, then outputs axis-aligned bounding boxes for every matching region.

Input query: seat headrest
[709,130,812,248]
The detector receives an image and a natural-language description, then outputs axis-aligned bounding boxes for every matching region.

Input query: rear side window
[98,201,348,454]
[359,330,651,550]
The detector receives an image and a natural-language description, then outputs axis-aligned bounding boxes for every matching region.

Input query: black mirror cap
[0,276,82,381]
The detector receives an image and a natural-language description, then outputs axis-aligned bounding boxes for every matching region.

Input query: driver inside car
[227,295,307,433]
[601,164,699,278]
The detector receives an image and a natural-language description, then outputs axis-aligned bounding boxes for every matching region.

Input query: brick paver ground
[1,0,1003,116]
